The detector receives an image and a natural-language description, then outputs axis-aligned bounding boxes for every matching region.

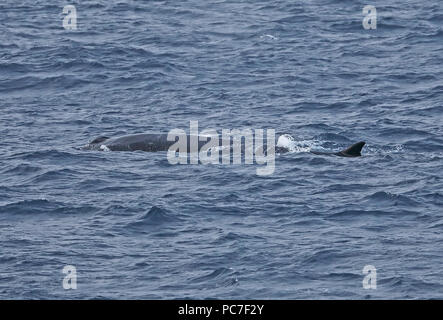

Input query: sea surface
[0,0,442,299]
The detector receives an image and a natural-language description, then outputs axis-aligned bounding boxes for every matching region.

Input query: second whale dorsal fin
[338,141,366,157]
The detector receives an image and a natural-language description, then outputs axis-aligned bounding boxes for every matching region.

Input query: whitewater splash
[277,134,324,154]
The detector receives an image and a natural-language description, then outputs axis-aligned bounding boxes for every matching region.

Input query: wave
[189,267,239,288]
[363,191,420,207]
[0,199,98,216]
[127,206,180,229]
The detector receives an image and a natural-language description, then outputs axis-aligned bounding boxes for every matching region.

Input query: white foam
[100,145,110,152]
[277,134,294,148]
[277,134,323,153]
[363,144,405,155]
[260,34,278,40]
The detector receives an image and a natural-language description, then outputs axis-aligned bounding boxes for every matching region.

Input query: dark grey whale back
[84,133,217,152]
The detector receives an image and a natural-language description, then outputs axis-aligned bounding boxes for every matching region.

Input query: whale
[82,133,365,157]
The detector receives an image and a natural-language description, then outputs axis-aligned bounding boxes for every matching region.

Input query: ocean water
[0,0,442,299]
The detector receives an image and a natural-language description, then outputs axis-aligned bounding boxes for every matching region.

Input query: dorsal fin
[338,141,366,157]
[90,136,109,144]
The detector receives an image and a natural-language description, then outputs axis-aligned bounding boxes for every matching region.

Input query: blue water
[1,0,442,299]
